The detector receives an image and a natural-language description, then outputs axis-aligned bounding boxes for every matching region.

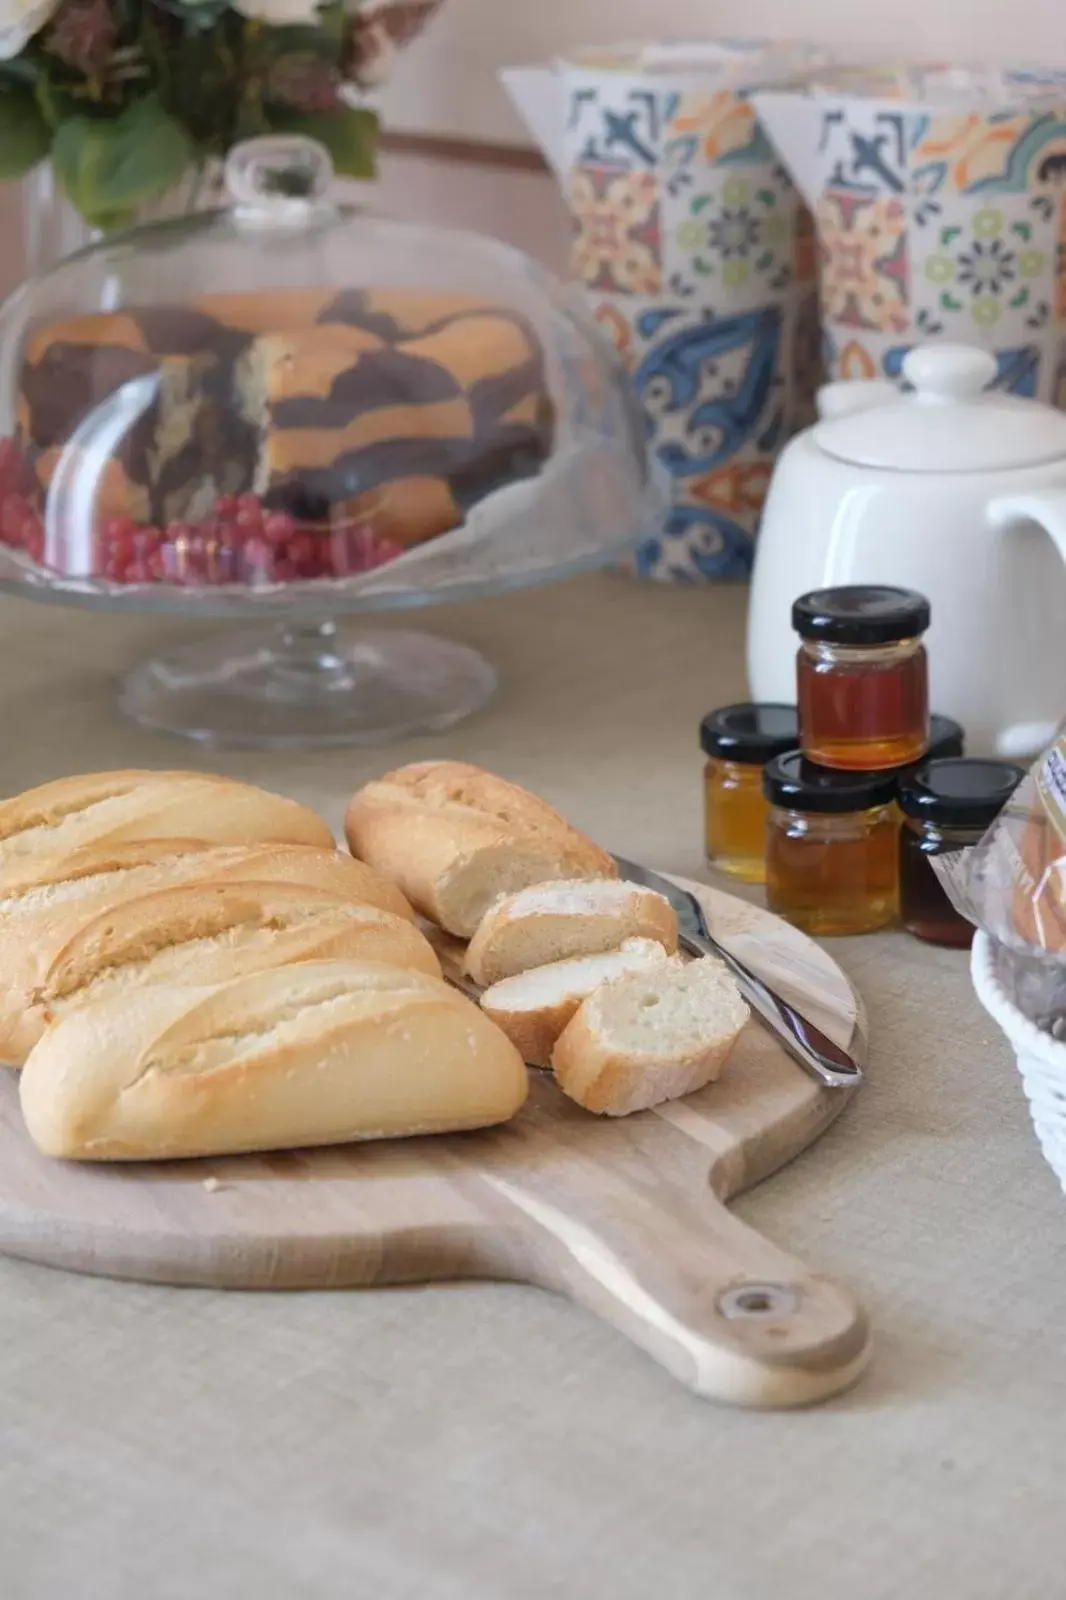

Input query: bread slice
[20,959,529,1161]
[35,879,440,1029]
[345,761,617,937]
[0,844,416,1066]
[480,938,669,1066]
[551,956,749,1116]
[0,770,334,894]
[464,879,678,988]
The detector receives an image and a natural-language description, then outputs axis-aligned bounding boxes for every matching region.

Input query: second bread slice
[464,879,678,988]
[480,938,669,1066]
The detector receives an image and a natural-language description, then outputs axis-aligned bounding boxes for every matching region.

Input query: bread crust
[40,880,440,1012]
[345,762,616,936]
[551,1010,743,1116]
[481,995,580,1069]
[551,960,749,1116]
[464,882,678,988]
[479,941,669,1067]
[20,960,529,1161]
[0,839,412,920]
[0,770,334,893]
[0,844,416,1066]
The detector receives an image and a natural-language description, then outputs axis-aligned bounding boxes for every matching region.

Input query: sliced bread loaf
[464,879,678,988]
[551,956,749,1116]
[479,938,669,1066]
[345,761,617,937]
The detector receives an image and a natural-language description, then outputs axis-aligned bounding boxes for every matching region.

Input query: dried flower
[0,0,440,221]
[45,0,116,74]
[267,52,344,113]
[346,0,440,88]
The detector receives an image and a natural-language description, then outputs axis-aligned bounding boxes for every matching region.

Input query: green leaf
[34,74,82,133]
[52,97,193,227]
[268,106,378,180]
[0,86,51,179]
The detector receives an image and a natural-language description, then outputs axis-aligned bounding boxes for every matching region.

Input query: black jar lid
[898,757,1026,827]
[700,703,799,763]
[792,585,931,645]
[927,713,965,761]
[763,751,900,814]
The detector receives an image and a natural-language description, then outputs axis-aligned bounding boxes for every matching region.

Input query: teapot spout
[500,66,567,184]
[749,91,825,209]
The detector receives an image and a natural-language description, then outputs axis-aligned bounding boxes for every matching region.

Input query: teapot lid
[814,345,1066,473]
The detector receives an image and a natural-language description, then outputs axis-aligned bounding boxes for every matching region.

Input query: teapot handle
[987,489,1066,560]
[986,491,1066,758]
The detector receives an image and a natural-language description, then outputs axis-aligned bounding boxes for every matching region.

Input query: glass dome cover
[0,135,651,612]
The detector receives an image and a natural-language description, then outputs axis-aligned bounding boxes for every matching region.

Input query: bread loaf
[345,761,617,937]
[464,878,678,988]
[38,880,440,1025]
[480,939,669,1066]
[0,840,415,1064]
[551,956,749,1116]
[20,959,529,1160]
[0,770,334,894]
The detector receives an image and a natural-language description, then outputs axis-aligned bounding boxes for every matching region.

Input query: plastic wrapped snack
[935,729,1066,1036]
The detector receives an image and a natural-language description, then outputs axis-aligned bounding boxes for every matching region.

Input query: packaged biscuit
[935,728,1066,1034]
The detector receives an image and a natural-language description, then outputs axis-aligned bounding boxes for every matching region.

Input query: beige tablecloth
[1,574,1061,1600]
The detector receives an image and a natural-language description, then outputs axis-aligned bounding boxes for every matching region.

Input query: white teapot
[747,344,1066,758]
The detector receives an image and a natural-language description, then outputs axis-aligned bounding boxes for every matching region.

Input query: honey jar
[898,758,1025,947]
[794,585,931,770]
[763,752,900,936]
[926,714,965,762]
[701,703,799,883]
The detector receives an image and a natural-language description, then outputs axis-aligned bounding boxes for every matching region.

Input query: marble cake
[17,289,555,543]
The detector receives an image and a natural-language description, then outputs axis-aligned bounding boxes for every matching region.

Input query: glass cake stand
[0,475,651,749]
[0,135,656,748]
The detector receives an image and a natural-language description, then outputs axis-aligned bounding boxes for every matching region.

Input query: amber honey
[701,704,798,884]
[897,758,1025,947]
[793,585,931,771]
[763,753,900,936]
[798,639,929,768]
[898,823,975,947]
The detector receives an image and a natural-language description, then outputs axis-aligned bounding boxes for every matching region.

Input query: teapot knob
[903,343,997,401]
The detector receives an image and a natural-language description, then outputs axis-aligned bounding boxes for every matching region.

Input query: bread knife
[612,857,863,1091]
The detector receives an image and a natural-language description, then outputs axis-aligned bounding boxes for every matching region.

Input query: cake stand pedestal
[118,620,498,749]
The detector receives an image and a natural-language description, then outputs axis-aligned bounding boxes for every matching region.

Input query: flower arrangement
[0,0,440,227]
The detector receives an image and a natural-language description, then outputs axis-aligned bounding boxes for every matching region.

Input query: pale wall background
[379,0,1066,143]
[3,0,1066,300]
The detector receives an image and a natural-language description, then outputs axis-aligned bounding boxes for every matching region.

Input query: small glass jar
[701,703,798,883]
[926,713,965,762]
[794,585,931,770]
[763,752,900,936]
[898,757,1025,947]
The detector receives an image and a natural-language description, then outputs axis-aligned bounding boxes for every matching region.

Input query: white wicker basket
[971,932,1066,1194]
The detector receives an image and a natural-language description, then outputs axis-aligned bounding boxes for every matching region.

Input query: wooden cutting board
[0,877,869,1408]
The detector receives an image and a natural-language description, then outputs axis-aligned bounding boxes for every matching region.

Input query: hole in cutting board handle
[717,1283,800,1321]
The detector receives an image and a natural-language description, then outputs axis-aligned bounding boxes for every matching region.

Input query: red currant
[263,511,296,546]
[1,493,29,544]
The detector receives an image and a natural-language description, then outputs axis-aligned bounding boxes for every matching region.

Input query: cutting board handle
[479,1167,870,1407]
